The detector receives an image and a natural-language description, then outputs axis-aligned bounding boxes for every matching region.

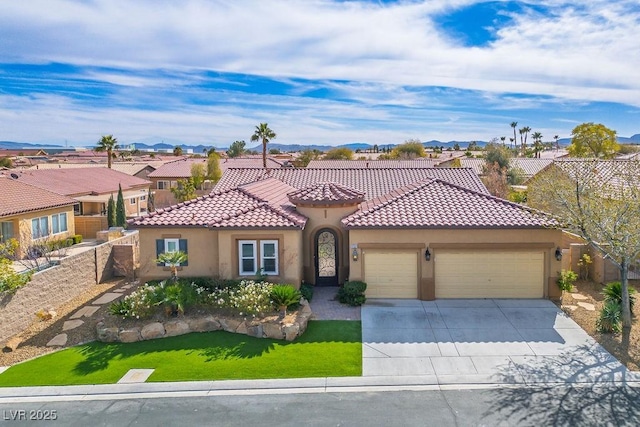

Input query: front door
[315,229,339,286]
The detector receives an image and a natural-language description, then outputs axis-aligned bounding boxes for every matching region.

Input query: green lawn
[0,321,361,387]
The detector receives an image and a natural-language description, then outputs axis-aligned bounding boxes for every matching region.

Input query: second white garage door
[435,250,544,298]
[364,251,418,298]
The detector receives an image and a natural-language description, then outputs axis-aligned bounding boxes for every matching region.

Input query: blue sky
[1,0,639,148]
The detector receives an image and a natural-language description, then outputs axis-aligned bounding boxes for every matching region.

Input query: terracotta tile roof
[342,178,557,229]
[306,159,437,168]
[287,183,365,205]
[3,167,151,197]
[552,159,640,190]
[28,162,163,176]
[129,178,306,229]
[148,157,285,179]
[215,167,488,198]
[460,158,552,178]
[0,177,77,217]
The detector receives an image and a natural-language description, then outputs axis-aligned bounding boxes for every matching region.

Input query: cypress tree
[107,194,116,227]
[116,184,127,228]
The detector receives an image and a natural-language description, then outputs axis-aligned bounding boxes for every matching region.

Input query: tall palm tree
[251,123,277,168]
[532,132,543,158]
[510,121,518,150]
[554,135,560,152]
[500,136,506,146]
[95,135,119,168]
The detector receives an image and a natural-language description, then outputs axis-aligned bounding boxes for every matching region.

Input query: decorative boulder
[119,328,141,343]
[141,322,165,340]
[164,320,190,337]
[187,316,221,332]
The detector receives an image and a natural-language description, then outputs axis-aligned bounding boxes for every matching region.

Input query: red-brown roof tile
[215,167,488,198]
[287,182,365,205]
[342,178,557,229]
[148,157,285,179]
[129,178,306,229]
[307,159,438,168]
[0,177,77,217]
[3,167,151,197]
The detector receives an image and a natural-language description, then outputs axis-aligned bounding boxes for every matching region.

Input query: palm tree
[532,132,543,158]
[510,122,518,150]
[500,136,506,146]
[95,135,119,168]
[554,135,560,152]
[251,123,277,168]
[522,126,531,156]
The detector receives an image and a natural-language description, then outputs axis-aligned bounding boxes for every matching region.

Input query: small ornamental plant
[556,270,578,293]
[270,285,302,318]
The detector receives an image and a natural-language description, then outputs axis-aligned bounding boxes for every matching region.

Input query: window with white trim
[130,198,136,205]
[164,238,179,253]
[31,216,49,239]
[157,181,170,190]
[239,240,257,275]
[261,240,278,275]
[155,238,188,267]
[238,240,279,276]
[51,212,68,234]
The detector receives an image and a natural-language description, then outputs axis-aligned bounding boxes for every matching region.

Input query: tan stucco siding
[137,227,219,279]
[348,228,562,300]
[1,205,76,257]
[217,229,303,286]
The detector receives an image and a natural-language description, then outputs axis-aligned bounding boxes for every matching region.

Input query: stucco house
[130,167,562,301]
[2,168,151,239]
[0,177,77,257]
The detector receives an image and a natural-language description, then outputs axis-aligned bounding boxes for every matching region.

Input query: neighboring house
[130,167,562,301]
[459,158,553,182]
[148,157,287,208]
[2,168,151,239]
[28,161,162,180]
[0,177,77,257]
[306,159,438,168]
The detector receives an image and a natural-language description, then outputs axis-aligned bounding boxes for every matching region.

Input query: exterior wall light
[555,247,563,261]
[352,248,359,261]
[425,248,431,261]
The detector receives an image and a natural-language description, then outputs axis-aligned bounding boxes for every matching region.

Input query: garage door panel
[364,251,418,299]
[436,251,543,298]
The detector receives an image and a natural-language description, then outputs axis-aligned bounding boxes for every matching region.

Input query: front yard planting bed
[0,320,362,386]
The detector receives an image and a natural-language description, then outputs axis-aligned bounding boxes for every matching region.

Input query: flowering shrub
[109,279,207,319]
[207,280,275,317]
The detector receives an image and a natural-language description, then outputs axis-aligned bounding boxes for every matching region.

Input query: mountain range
[1,134,639,153]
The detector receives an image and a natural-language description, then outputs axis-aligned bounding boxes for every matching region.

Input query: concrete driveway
[362,299,628,384]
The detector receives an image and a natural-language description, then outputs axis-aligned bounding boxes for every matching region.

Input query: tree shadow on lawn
[72,320,361,376]
[482,343,640,426]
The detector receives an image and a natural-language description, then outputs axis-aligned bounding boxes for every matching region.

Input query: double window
[51,213,68,234]
[239,240,278,276]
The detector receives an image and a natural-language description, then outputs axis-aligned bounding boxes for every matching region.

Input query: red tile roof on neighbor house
[306,159,438,168]
[287,182,365,205]
[148,157,285,179]
[215,167,488,198]
[3,167,151,197]
[129,178,306,229]
[0,177,77,217]
[342,178,558,229]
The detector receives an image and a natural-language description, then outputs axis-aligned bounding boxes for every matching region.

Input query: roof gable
[342,178,557,229]
[0,177,77,217]
[287,182,365,205]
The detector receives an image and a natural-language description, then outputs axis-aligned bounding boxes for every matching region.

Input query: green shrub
[338,281,367,306]
[270,284,302,316]
[108,299,131,317]
[556,270,578,292]
[603,281,636,312]
[596,301,622,334]
[72,234,83,244]
[0,259,32,294]
[300,282,314,302]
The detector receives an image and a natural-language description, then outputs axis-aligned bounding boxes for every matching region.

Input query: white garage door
[364,251,418,298]
[435,250,544,298]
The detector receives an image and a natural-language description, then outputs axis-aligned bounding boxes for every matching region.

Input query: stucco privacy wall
[0,231,139,346]
[347,228,563,300]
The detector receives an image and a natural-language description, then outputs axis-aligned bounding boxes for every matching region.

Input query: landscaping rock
[235,321,248,335]
[46,333,67,347]
[141,322,165,340]
[219,318,243,333]
[263,322,284,340]
[2,336,21,352]
[187,316,221,332]
[119,328,141,343]
[97,323,120,342]
[62,319,85,331]
[283,323,300,341]
[245,323,264,338]
[164,320,190,337]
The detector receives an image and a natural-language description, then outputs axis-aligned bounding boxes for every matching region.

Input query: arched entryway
[315,228,339,286]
